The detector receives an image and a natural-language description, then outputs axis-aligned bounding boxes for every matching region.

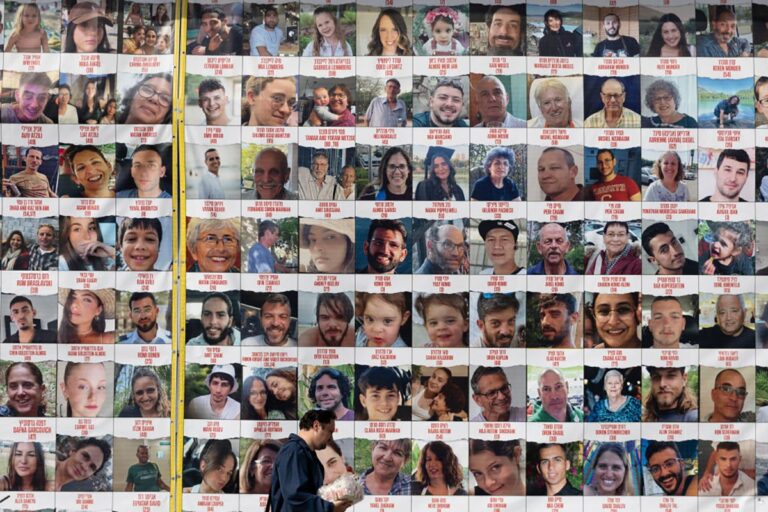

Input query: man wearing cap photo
[186,364,241,420]
[478,220,524,275]
[413,78,468,128]
[470,147,522,201]
[187,292,241,346]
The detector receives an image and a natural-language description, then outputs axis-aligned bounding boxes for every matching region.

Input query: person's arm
[41,31,49,52]
[699,450,717,492]
[275,448,334,512]
[125,482,135,492]
[157,470,171,492]
[6,33,18,52]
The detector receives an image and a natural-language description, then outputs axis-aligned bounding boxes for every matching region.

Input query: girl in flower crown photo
[420,6,465,56]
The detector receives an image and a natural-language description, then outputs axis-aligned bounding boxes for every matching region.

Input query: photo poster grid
[175,0,768,512]
[0,1,180,512]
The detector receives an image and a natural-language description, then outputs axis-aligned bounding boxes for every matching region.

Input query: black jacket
[538,29,582,57]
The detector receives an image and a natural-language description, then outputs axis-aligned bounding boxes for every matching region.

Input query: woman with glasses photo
[239,439,282,494]
[118,73,173,125]
[642,80,697,128]
[591,292,642,349]
[358,147,413,201]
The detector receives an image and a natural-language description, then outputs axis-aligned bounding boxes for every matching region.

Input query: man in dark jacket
[268,409,352,512]
[538,9,581,57]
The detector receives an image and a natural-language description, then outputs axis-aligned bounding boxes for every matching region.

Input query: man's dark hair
[596,148,615,161]
[544,9,563,24]
[261,293,291,316]
[133,144,164,160]
[299,409,335,430]
[485,5,525,27]
[308,368,351,407]
[537,443,567,461]
[645,441,681,463]
[716,149,750,172]
[26,146,43,157]
[316,293,354,323]
[470,366,508,394]
[477,293,520,321]
[385,78,401,88]
[198,78,225,96]
[203,292,233,316]
[204,148,219,158]
[366,219,407,244]
[129,292,157,308]
[716,441,740,452]
[538,293,577,315]
[264,6,279,18]
[209,371,235,389]
[651,295,682,308]
[258,220,279,239]
[201,6,226,20]
[641,222,674,257]
[9,296,33,309]
[755,77,768,101]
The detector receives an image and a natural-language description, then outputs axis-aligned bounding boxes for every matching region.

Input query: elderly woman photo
[412,441,467,495]
[643,151,690,202]
[415,147,465,201]
[587,369,641,422]
[186,218,241,273]
[357,147,413,201]
[470,147,522,201]
[243,76,297,127]
[585,221,641,275]
[302,7,352,57]
[646,13,695,57]
[469,439,525,495]
[642,79,697,128]
[367,9,412,56]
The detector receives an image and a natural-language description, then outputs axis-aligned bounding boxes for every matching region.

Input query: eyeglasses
[370,238,403,250]
[648,458,680,476]
[437,240,465,253]
[137,84,172,107]
[593,305,635,319]
[652,95,675,104]
[197,234,238,247]
[270,94,296,110]
[252,458,275,467]
[601,93,625,101]
[386,163,408,173]
[475,383,511,399]
[604,231,628,239]
[758,98,768,108]
[714,384,748,398]
[134,387,156,397]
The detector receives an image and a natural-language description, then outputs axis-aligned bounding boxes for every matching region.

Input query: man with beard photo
[645,441,698,496]
[299,293,355,347]
[358,219,409,274]
[414,223,468,275]
[412,78,468,127]
[118,292,171,344]
[242,294,296,346]
[308,368,354,421]
[535,293,579,349]
[474,293,523,348]
[186,364,241,420]
[187,292,241,346]
[591,13,640,57]
[484,5,525,56]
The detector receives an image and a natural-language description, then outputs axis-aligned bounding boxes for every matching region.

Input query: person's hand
[702,257,716,275]
[698,471,713,493]
[76,241,115,260]
[332,499,353,512]
[207,32,224,53]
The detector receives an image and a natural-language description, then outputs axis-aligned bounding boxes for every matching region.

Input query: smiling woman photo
[118,73,173,125]
[1,362,48,417]
[63,145,114,198]
[55,437,112,492]
[118,367,170,418]
[584,443,636,496]
[0,442,53,491]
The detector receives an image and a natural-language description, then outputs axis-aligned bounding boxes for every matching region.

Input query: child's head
[119,217,162,271]
[425,7,459,45]
[711,223,750,263]
[15,3,42,31]
[313,87,330,106]
[415,293,469,347]
[359,292,410,347]
[358,366,401,421]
